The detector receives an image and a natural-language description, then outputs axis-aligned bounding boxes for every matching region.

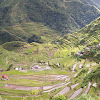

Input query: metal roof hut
[1,74,9,80]
[4,76,9,80]
[2,74,6,78]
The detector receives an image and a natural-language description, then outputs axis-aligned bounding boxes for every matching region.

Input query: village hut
[14,67,19,70]
[56,63,60,67]
[18,67,22,71]
[1,74,9,80]
[2,74,6,78]
[4,76,9,80]
[0,68,3,72]
[85,47,90,51]
[34,65,41,69]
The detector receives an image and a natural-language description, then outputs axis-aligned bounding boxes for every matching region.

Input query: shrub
[75,95,93,100]
[2,41,25,51]
[28,34,43,43]
[81,66,100,88]
[52,95,66,100]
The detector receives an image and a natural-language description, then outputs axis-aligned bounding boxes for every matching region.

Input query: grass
[0,84,5,87]
[0,88,30,96]
[1,70,69,76]
[1,93,49,100]
[75,94,100,100]
[88,86,96,94]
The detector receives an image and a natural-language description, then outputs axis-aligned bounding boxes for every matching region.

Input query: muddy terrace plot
[4,84,42,91]
[9,75,70,81]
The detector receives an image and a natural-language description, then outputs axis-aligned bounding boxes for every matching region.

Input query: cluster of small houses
[76,47,90,57]
[76,43,100,57]
[1,64,50,80]
[14,65,41,71]
[14,61,53,71]
[14,67,23,71]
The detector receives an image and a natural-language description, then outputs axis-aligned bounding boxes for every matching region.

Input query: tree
[7,64,13,71]
[28,34,42,43]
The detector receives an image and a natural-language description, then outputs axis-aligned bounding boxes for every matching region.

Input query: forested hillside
[0,0,100,45]
[63,16,100,47]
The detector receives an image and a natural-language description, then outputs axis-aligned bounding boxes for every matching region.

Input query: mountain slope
[0,22,61,45]
[0,0,100,35]
[0,12,100,100]
[63,16,100,48]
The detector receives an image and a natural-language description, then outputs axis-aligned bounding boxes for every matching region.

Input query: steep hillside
[0,17,100,100]
[0,0,100,37]
[52,16,100,99]
[63,16,100,48]
[0,22,61,45]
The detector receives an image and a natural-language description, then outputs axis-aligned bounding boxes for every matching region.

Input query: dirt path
[69,88,83,100]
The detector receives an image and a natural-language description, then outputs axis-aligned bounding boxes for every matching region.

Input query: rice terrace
[0,0,100,100]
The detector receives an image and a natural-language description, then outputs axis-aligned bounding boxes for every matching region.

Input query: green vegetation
[0,88,30,96]
[75,94,100,100]
[0,1,100,100]
[81,66,100,88]
[28,34,42,43]
[52,95,66,100]
[0,22,61,44]
[63,17,100,48]
[2,41,26,51]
